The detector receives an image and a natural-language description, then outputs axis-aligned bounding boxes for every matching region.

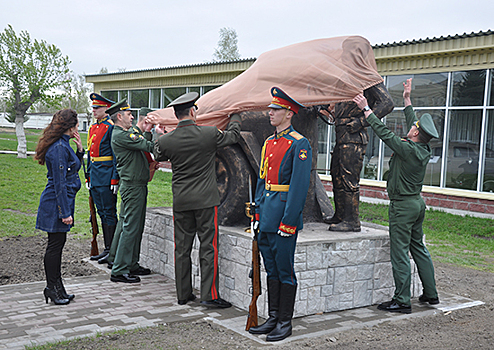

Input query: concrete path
[0,262,483,349]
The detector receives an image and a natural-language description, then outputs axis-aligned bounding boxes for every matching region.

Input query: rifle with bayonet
[245,175,261,331]
[82,157,99,257]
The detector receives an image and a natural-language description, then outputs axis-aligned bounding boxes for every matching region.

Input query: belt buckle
[266,184,271,190]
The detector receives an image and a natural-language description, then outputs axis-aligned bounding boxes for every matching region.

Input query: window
[129,89,149,109]
[101,91,118,103]
[445,110,482,190]
[150,89,161,109]
[451,70,485,106]
[386,73,448,107]
[163,87,186,106]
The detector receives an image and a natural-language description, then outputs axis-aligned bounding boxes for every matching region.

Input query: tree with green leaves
[212,27,240,62]
[0,24,71,158]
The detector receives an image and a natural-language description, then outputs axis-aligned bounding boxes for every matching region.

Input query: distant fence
[0,113,89,132]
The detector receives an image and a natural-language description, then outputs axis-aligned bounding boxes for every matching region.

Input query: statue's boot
[324,188,344,224]
[329,191,361,232]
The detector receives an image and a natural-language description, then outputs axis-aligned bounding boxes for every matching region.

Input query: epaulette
[289,131,304,140]
[108,119,114,125]
[401,138,409,142]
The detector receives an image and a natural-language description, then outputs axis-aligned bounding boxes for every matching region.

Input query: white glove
[111,184,119,195]
[253,220,259,231]
[277,229,291,237]
[86,182,90,190]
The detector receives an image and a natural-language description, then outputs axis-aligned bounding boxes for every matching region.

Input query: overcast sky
[1,0,493,76]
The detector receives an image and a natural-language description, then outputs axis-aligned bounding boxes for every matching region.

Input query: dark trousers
[173,206,219,302]
[258,230,298,285]
[90,186,117,226]
[44,232,67,288]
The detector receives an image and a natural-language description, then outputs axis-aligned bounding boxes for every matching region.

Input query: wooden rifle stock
[245,233,261,331]
[88,194,99,257]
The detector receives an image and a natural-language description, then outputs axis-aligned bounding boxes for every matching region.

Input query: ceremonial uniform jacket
[111,125,154,185]
[366,105,431,200]
[255,125,312,234]
[87,115,119,187]
[153,115,241,212]
[36,135,84,233]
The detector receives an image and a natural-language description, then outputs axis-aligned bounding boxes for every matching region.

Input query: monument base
[140,207,422,318]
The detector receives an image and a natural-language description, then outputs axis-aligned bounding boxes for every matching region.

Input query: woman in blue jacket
[35,109,84,305]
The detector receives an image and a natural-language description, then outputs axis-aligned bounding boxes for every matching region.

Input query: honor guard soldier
[153,92,241,308]
[353,78,440,314]
[249,87,312,342]
[87,93,119,264]
[107,101,156,283]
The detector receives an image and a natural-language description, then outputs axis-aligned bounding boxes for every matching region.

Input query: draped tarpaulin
[147,35,383,131]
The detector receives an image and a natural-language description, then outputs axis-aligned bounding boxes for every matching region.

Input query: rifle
[82,157,99,257]
[245,175,261,331]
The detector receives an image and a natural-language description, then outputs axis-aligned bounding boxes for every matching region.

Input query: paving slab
[0,265,484,349]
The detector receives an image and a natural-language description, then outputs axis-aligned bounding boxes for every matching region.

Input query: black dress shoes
[178,293,196,305]
[377,300,411,314]
[200,298,232,308]
[107,262,113,269]
[419,294,440,305]
[90,251,108,261]
[110,274,141,283]
[130,267,151,275]
[98,253,110,264]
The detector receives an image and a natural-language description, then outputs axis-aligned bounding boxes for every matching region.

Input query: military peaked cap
[105,99,131,116]
[268,87,305,114]
[167,92,199,111]
[417,113,439,138]
[90,93,115,108]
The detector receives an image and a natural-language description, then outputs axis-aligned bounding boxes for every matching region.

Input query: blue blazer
[36,135,83,233]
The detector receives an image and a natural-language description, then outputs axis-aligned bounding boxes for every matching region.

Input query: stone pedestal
[140,207,422,318]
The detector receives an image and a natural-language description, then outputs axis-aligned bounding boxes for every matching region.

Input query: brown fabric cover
[147,36,383,131]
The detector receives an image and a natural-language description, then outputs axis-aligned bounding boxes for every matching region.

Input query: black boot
[98,223,116,264]
[44,286,70,305]
[57,278,75,301]
[266,283,297,342]
[249,279,280,334]
[329,191,361,232]
[324,188,344,224]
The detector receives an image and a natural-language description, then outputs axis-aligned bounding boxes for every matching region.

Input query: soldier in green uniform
[353,78,440,313]
[107,100,158,283]
[106,108,157,273]
[153,92,241,308]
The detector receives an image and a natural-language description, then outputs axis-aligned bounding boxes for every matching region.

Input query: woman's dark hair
[35,109,78,165]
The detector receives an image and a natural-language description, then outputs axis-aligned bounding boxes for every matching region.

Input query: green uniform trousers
[389,195,438,305]
[112,183,147,275]
[173,206,220,302]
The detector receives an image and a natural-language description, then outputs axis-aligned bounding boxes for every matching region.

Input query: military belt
[91,156,113,162]
[265,184,289,192]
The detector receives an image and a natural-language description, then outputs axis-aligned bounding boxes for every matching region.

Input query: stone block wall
[140,207,422,318]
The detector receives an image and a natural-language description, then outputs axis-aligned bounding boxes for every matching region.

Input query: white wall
[0,113,89,131]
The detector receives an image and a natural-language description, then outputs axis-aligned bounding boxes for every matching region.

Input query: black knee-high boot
[249,279,280,334]
[44,233,69,305]
[266,283,297,342]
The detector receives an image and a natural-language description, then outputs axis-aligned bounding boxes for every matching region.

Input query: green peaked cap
[418,113,439,138]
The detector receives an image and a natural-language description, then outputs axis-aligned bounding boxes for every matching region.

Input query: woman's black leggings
[44,232,67,288]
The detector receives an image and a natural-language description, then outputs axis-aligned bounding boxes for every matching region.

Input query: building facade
[86,30,494,214]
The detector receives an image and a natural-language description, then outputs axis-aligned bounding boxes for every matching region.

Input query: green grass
[0,127,172,240]
[1,127,493,271]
